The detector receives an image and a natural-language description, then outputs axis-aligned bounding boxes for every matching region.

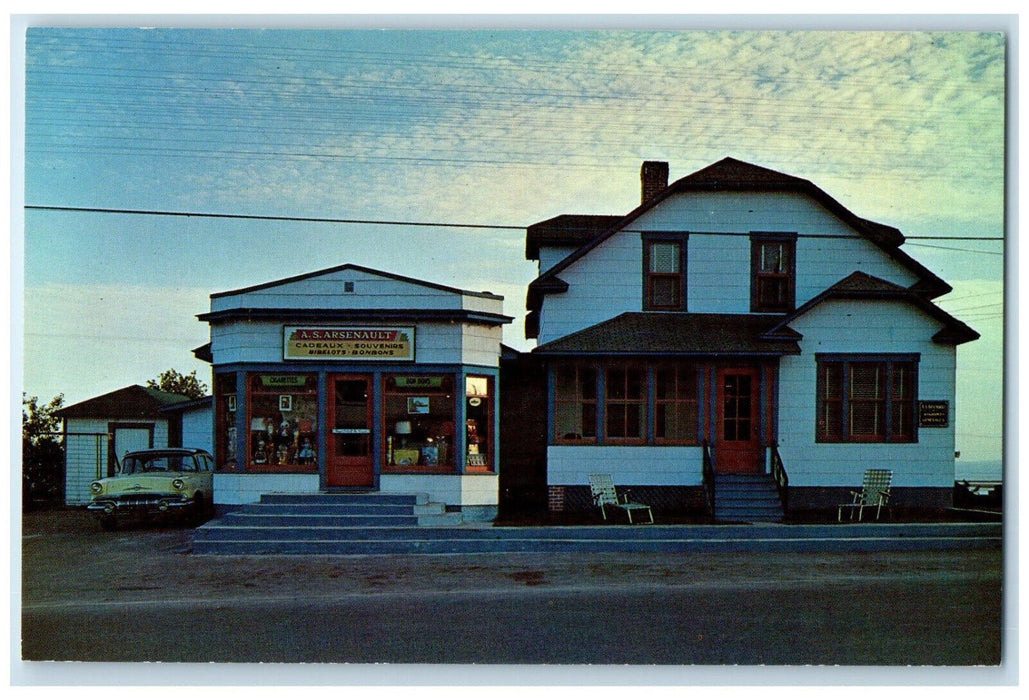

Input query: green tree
[22,393,65,508]
[147,369,209,400]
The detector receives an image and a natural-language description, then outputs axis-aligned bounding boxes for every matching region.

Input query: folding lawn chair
[837,469,893,522]
[588,474,654,524]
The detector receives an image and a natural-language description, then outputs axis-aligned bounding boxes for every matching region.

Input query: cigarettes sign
[283,326,415,361]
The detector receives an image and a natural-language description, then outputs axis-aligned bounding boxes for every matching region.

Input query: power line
[23,205,525,231]
[23,204,1005,242]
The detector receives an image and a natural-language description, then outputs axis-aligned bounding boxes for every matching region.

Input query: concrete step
[259,493,425,505]
[214,513,421,528]
[713,473,784,523]
[199,492,468,551]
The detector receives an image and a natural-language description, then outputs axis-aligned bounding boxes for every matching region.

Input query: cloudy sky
[14,21,1007,469]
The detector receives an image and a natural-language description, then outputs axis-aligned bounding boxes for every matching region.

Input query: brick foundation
[547,485,565,512]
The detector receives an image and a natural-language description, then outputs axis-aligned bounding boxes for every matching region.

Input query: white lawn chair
[837,469,893,522]
[588,474,654,524]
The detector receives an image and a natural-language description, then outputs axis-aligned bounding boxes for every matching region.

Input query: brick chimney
[641,160,669,203]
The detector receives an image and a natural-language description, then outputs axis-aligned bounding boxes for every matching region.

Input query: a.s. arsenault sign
[283,326,415,361]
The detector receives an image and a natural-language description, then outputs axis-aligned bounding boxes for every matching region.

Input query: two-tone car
[87,447,215,530]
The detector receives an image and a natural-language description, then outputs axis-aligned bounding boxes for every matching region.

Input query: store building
[196,263,511,520]
[521,158,979,515]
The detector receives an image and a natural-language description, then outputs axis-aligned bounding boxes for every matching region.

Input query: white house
[522,158,978,517]
[196,263,511,520]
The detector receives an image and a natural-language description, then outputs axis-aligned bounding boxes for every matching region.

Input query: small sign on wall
[918,400,950,428]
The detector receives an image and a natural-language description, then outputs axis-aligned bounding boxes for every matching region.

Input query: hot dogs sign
[283,326,415,361]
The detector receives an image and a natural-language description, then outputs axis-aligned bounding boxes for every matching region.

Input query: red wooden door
[715,368,763,473]
[326,375,374,487]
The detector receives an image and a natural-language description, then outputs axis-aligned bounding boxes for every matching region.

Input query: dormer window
[643,234,687,311]
[751,233,796,312]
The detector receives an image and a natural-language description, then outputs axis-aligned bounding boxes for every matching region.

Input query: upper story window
[751,233,796,312]
[643,234,687,311]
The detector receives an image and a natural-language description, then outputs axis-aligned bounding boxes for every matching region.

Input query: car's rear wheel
[98,515,118,531]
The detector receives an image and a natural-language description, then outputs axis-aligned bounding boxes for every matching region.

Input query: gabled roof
[765,271,979,346]
[525,158,952,335]
[57,385,193,420]
[533,312,801,356]
[197,307,513,326]
[211,262,504,301]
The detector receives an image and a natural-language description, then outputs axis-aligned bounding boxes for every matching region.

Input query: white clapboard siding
[211,266,503,314]
[776,298,957,489]
[181,406,213,453]
[538,246,579,274]
[537,232,643,343]
[211,319,500,367]
[63,417,171,505]
[546,445,704,486]
[537,191,922,342]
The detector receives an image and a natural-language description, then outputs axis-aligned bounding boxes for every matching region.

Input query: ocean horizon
[955,460,1003,482]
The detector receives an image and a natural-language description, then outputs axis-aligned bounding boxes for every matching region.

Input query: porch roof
[532,312,801,356]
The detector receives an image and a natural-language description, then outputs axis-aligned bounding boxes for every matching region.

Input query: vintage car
[87,447,215,530]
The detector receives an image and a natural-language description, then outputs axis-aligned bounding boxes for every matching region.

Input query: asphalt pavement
[15,509,1009,685]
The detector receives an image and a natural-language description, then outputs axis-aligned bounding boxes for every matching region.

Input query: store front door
[326,375,374,487]
[715,367,763,473]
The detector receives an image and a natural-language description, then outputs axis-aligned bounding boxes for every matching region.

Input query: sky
[13,19,1008,470]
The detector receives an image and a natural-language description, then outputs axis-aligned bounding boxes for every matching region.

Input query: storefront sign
[283,326,415,361]
[394,376,443,389]
[260,375,309,388]
[918,400,950,428]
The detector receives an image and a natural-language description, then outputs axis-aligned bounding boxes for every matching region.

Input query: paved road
[23,561,1001,666]
[16,511,1006,681]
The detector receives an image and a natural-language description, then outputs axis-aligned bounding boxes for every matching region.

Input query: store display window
[247,373,318,470]
[465,375,494,471]
[383,374,455,471]
[214,373,238,471]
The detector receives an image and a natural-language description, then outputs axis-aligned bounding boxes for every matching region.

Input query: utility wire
[23,204,1005,243]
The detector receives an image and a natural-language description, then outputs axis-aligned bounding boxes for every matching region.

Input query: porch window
[751,234,796,312]
[553,365,597,441]
[654,364,700,444]
[816,356,918,443]
[605,367,646,441]
[644,236,687,311]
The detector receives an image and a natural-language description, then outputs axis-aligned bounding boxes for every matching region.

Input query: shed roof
[57,385,193,420]
[532,312,801,356]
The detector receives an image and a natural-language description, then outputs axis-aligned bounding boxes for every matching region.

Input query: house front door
[715,367,763,473]
[326,375,374,487]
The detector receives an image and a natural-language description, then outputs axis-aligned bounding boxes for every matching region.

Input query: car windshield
[121,455,195,474]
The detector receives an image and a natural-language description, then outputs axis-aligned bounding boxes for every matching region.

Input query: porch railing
[701,440,715,516]
[769,441,789,516]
